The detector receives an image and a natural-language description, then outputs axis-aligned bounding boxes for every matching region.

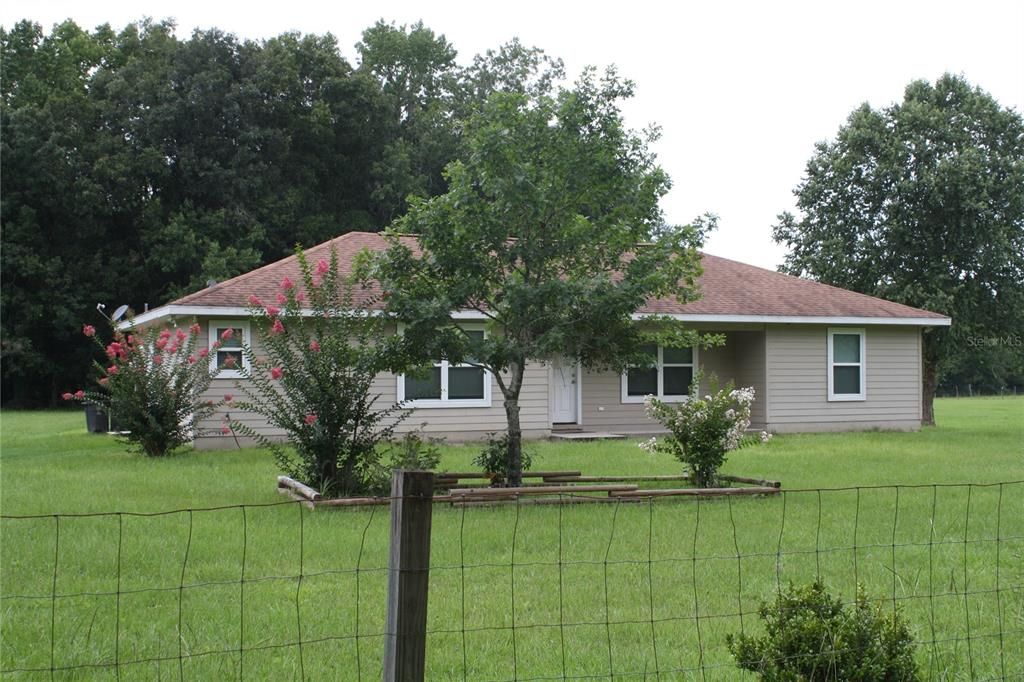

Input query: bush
[726,581,919,681]
[63,320,225,457]
[386,429,444,472]
[641,373,769,487]
[473,432,534,484]
[229,247,411,497]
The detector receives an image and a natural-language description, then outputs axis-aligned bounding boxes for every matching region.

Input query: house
[128,232,951,447]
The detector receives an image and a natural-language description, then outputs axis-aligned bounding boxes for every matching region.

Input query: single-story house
[128,231,951,448]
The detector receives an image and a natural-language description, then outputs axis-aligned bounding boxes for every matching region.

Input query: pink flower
[265,305,281,317]
[270,367,283,380]
[247,295,262,306]
[188,354,196,364]
[176,328,187,343]
[189,323,201,336]
[83,324,96,337]
[276,292,288,305]
[309,340,320,352]
[159,328,172,339]
[221,426,231,435]
[155,338,168,351]
[280,276,294,290]
[199,348,209,358]
[105,342,122,359]
[74,390,85,399]
[224,393,233,403]
[61,392,74,401]
[316,259,329,276]
[270,318,285,335]
[126,335,135,345]
[295,292,305,303]
[107,365,119,375]
[99,378,109,387]
[166,343,178,354]
[304,413,318,425]
[220,328,234,340]
[153,355,163,365]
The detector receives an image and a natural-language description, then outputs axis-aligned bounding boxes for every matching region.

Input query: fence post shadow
[382,469,435,682]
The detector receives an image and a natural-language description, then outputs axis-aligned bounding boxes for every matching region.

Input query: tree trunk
[922,358,938,426]
[921,332,941,427]
[501,360,526,487]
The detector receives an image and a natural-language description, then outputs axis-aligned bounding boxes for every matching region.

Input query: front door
[550,358,578,424]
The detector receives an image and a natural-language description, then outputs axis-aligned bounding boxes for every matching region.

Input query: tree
[773,74,1024,424]
[368,65,711,485]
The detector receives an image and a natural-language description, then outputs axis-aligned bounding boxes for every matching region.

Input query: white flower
[760,431,773,443]
[638,436,659,454]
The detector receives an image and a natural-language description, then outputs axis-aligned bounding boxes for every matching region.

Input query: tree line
[1,18,556,405]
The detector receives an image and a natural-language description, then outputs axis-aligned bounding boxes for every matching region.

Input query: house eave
[123,305,949,330]
[631,313,951,327]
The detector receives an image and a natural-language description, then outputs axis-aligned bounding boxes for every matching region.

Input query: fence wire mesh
[1,481,1022,680]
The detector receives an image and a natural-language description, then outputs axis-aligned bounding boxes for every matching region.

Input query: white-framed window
[209,320,250,378]
[621,344,697,403]
[397,328,491,408]
[827,328,866,401]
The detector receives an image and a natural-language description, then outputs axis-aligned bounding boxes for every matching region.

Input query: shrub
[726,581,919,681]
[63,320,225,456]
[473,432,534,484]
[641,373,770,487]
[229,247,411,497]
[386,428,444,472]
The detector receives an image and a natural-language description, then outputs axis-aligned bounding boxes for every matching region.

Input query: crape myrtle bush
[229,247,413,497]
[727,581,919,681]
[63,320,225,457]
[641,373,770,487]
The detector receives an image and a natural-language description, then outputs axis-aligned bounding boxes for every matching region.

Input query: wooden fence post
[383,470,435,682]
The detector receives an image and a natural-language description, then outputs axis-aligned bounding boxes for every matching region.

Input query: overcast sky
[5,0,1022,269]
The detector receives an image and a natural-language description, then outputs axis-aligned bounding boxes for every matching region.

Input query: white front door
[550,358,578,424]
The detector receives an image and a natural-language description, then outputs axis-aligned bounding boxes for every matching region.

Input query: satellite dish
[112,304,129,322]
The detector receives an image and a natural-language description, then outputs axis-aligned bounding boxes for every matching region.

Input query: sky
[4,0,1022,269]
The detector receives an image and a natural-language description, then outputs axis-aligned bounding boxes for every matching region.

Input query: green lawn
[1,398,1022,680]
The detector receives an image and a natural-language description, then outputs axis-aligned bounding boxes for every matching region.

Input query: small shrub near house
[63,320,225,457]
[641,373,770,487]
[473,432,535,485]
[229,247,411,497]
[727,581,919,681]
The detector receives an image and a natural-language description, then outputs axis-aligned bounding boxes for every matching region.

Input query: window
[621,344,696,403]
[209,321,250,378]
[397,329,491,408]
[828,328,866,401]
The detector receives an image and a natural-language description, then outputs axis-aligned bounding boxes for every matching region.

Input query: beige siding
[765,325,922,432]
[191,315,549,448]
[578,330,768,432]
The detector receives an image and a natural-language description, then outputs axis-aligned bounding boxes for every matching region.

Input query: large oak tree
[773,74,1024,424]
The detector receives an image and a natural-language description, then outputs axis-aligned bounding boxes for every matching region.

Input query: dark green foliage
[472,432,534,483]
[727,581,919,681]
[66,320,224,457]
[229,248,410,497]
[773,74,1024,424]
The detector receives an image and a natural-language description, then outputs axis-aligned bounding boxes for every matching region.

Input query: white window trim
[621,345,698,404]
[827,327,867,401]
[209,320,251,379]
[396,324,492,409]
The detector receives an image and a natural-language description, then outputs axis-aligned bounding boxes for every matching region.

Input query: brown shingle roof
[168,231,949,322]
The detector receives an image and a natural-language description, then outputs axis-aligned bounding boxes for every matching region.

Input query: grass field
[1,398,1022,680]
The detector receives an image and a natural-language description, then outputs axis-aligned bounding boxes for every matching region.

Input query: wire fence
[2,481,1022,680]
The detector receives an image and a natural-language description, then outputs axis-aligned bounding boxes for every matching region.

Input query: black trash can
[84,404,109,433]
